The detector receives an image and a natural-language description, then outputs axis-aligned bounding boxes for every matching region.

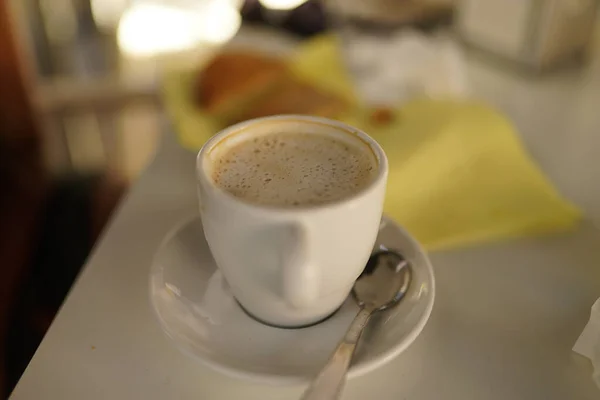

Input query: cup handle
[281,223,319,309]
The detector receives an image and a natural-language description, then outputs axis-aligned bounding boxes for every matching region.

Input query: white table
[11,35,600,399]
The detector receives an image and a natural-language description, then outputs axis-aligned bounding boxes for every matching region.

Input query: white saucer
[149,215,435,384]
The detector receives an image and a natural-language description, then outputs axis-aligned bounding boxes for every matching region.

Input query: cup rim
[196,115,388,215]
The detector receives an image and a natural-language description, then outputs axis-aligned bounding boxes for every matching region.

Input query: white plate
[149,215,434,384]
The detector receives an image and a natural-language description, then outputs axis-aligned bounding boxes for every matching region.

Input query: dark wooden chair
[0,2,125,396]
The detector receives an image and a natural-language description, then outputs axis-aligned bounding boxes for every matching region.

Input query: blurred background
[1,0,599,397]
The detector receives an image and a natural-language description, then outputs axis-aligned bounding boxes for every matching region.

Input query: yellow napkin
[163,35,581,251]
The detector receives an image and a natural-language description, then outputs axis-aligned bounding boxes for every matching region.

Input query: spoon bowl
[353,250,412,311]
[300,250,413,400]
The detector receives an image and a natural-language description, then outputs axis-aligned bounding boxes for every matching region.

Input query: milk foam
[212,131,377,207]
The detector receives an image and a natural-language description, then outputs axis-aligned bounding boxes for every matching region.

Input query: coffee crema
[211,131,378,207]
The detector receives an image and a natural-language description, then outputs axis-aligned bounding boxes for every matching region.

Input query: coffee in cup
[211,131,378,208]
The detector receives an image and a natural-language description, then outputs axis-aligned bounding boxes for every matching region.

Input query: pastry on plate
[195,51,287,119]
[233,78,348,122]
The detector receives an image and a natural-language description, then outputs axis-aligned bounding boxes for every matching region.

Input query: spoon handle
[300,308,373,400]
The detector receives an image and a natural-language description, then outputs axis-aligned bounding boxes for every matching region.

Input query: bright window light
[91,0,129,30]
[259,0,308,11]
[196,1,242,44]
[117,1,241,57]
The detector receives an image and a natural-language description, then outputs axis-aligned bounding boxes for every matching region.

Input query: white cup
[196,115,388,327]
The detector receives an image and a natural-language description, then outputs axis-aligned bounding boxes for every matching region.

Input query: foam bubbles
[212,132,377,207]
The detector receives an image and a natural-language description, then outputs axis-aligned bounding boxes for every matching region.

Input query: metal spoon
[300,250,412,400]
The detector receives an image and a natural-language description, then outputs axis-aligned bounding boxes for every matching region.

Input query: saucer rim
[149,214,435,385]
